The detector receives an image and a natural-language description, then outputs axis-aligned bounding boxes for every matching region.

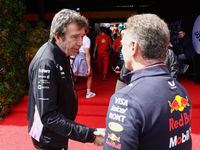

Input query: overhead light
[76,7,80,11]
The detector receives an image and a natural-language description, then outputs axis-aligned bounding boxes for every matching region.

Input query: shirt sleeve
[104,93,144,149]
[85,37,91,49]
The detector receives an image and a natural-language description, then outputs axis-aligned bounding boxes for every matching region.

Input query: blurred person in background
[93,27,112,81]
[72,26,96,98]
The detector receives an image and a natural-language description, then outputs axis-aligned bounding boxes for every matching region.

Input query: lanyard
[66,56,77,99]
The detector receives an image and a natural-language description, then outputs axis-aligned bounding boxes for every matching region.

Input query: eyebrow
[70,33,86,38]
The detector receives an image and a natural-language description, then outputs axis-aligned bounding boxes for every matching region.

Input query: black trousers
[31,137,68,150]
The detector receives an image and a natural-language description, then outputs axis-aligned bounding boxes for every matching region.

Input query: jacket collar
[123,62,170,85]
[48,40,66,59]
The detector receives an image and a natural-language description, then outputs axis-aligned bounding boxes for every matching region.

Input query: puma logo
[168,80,177,89]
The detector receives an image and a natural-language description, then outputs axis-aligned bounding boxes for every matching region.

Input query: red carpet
[0,58,200,150]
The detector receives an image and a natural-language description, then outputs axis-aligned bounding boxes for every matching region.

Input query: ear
[54,33,61,44]
[130,40,138,57]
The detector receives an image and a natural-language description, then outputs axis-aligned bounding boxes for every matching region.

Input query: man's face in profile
[56,23,86,57]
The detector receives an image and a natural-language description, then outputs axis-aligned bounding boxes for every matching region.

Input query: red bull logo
[108,133,120,142]
[168,95,190,113]
[106,139,121,149]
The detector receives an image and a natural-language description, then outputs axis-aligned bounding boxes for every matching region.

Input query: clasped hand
[93,128,105,146]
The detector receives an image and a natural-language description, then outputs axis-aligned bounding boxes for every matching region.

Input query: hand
[93,128,105,146]
[113,66,121,74]
[86,67,92,77]
[93,54,96,59]
[169,42,173,47]
[94,128,105,137]
[114,70,121,74]
[115,66,120,70]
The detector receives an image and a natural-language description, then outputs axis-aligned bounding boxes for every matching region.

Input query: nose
[77,36,83,46]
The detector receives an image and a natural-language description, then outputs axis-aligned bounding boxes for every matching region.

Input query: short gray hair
[50,9,89,42]
[126,14,170,62]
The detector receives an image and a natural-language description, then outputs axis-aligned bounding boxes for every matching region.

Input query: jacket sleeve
[119,63,130,82]
[33,60,96,143]
[166,49,179,81]
[104,94,144,150]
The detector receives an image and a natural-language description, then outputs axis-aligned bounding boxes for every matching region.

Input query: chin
[75,52,79,55]
[75,50,80,54]
[71,52,78,56]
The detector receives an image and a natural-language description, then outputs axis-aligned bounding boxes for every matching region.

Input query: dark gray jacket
[164,49,179,80]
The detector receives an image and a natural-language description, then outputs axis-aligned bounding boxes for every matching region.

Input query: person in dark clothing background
[112,24,119,40]
[172,29,196,73]
[113,46,130,92]
[114,38,179,92]
[112,30,129,91]
[114,48,179,92]
[27,9,105,150]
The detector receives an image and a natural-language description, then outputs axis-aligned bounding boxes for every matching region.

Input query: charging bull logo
[168,95,190,113]
[108,133,120,142]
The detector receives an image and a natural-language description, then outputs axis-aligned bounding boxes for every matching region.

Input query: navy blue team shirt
[103,62,192,150]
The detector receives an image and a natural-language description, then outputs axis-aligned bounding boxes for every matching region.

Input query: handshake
[93,128,106,146]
